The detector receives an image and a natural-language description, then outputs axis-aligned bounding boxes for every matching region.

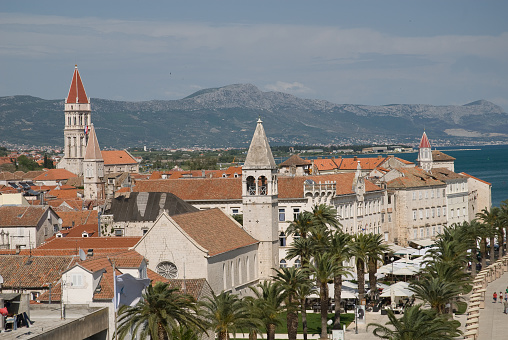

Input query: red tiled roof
[47,188,79,199]
[101,150,137,165]
[280,155,311,167]
[171,209,258,256]
[66,65,89,104]
[57,210,98,228]
[33,169,78,181]
[37,236,141,250]
[0,206,50,227]
[0,255,76,289]
[432,150,456,161]
[338,157,385,170]
[387,167,445,189]
[64,223,98,237]
[313,158,339,171]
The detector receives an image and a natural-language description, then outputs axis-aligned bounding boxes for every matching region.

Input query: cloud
[265,81,312,94]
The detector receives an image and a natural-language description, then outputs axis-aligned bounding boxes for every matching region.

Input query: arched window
[246,256,250,282]
[238,258,242,284]
[156,261,178,279]
[279,231,286,246]
[279,259,287,268]
[258,176,267,195]
[223,264,227,290]
[294,259,301,268]
[246,176,256,195]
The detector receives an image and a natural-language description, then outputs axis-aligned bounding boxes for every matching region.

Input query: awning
[411,239,435,248]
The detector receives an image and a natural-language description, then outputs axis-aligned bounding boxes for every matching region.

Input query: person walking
[505,292,508,303]
[494,292,498,303]
[504,300,508,314]
[501,292,504,303]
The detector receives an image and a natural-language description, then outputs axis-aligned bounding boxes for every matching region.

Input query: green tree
[310,252,336,340]
[249,281,285,340]
[273,267,313,340]
[366,233,390,300]
[350,233,370,303]
[328,231,352,328]
[115,282,206,340]
[368,304,461,340]
[409,276,463,315]
[201,291,254,340]
[477,207,501,264]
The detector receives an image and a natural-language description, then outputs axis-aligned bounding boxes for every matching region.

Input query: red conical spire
[66,65,89,104]
[419,131,431,149]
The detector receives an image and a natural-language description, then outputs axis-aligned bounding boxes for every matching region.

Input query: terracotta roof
[313,158,339,171]
[394,157,414,165]
[101,150,137,165]
[432,150,456,161]
[0,255,76,289]
[84,124,102,160]
[167,278,211,300]
[33,169,78,182]
[57,210,98,228]
[134,178,242,200]
[387,167,445,189]
[338,157,385,170]
[47,199,85,211]
[66,65,89,104]
[47,188,79,199]
[460,172,492,186]
[430,167,466,181]
[0,205,50,227]
[64,223,98,237]
[37,236,141,250]
[280,154,311,167]
[419,131,431,148]
[171,209,258,256]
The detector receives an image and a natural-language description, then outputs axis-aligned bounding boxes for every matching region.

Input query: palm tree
[367,304,462,340]
[350,233,370,303]
[286,237,314,269]
[477,207,501,264]
[249,281,285,340]
[116,282,206,340]
[201,291,254,340]
[273,267,313,340]
[409,276,463,314]
[328,231,352,329]
[295,277,317,340]
[366,233,390,300]
[500,200,508,256]
[310,252,336,340]
[286,210,313,239]
[459,220,483,276]
[310,204,341,230]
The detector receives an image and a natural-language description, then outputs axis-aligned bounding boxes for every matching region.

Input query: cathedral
[57,66,104,200]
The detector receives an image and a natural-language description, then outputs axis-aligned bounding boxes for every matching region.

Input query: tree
[477,207,501,264]
[328,231,352,329]
[286,210,313,239]
[116,282,205,340]
[368,304,462,340]
[409,276,463,315]
[249,281,285,340]
[366,233,390,300]
[201,291,254,340]
[350,233,370,303]
[310,252,336,340]
[273,267,312,340]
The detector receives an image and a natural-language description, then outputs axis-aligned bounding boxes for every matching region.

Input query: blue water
[385,145,508,208]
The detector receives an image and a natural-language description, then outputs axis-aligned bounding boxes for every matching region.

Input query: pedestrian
[505,300,508,314]
[494,292,498,303]
[505,292,508,302]
[501,292,504,303]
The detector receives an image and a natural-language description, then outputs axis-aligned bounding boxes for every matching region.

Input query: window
[426,227,430,237]
[463,207,466,217]
[279,208,286,221]
[142,229,148,235]
[413,210,417,221]
[412,192,416,200]
[279,232,286,247]
[381,214,385,223]
[71,273,83,287]
[450,209,454,218]
[413,229,418,239]
[425,190,428,199]
[388,213,392,222]
[280,259,287,268]
[443,189,446,197]
[419,191,422,200]
[419,210,423,219]
[114,229,123,237]
[432,226,436,236]
[431,190,435,199]
[437,207,441,217]
[457,209,460,218]
[425,208,430,219]
[294,232,301,241]
[420,228,424,238]
[293,208,300,221]
[432,208,435,218]
[437,189,440,198]
[157,261,178,279]
[232,208,239,215]
[294,259,301,268]
[443,207,446,216]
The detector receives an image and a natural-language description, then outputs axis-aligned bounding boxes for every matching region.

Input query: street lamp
[418,245,422,256]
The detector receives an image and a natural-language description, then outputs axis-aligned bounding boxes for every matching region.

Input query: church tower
[57,65,91,176]
[242,118,279,280]
[417,131,433,171]
[83,124,105,200]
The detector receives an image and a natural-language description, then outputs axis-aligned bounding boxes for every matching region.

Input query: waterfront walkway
[479,270,508,339]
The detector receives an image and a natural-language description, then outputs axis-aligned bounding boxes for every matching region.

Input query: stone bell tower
[417,131,433,172]
[242,118,279,280]
[57,65,91,176]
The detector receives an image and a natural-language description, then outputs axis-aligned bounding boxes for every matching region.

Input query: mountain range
[1,84,507,149]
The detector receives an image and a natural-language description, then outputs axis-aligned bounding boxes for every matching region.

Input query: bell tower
[57,65,91,176]
[417,131,433,171]
[83,124,105,200]
[242,118,279,280]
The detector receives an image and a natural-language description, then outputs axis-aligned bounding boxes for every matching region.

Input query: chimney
[353,156,358,161]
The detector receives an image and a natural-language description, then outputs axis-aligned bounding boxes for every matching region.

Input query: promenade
[479,270,508,339]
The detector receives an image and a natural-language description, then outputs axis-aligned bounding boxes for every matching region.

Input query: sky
[1,1,507,110]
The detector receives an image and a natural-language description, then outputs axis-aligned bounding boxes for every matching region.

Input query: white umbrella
[394,247,417,256]
[380,282,413,298]
[393,266,419,276]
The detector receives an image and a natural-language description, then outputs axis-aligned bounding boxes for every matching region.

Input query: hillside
[1,84,507,148]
